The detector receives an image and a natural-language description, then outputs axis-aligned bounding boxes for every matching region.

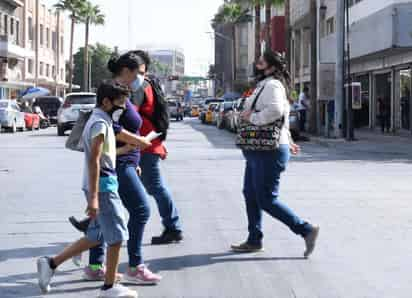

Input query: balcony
[4,0,24,7]
[0,35,26,59]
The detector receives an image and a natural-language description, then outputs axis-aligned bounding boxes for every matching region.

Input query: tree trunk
[68,16,75,93]
[254,3,261,62]
[285,0,291,71]
[83,18,90,92]
[265,0,272,51]
[309,0,318,134]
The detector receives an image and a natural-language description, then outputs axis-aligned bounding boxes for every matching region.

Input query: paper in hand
[145,131,163,142]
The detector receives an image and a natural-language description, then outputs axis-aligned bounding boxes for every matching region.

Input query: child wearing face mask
[36,81,138,298]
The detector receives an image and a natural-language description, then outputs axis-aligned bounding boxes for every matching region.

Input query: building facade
[291,0,412,135]
[0,0,65,99]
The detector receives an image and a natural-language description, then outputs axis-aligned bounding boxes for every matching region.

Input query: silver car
[0,99,26,133]
[57,92,96,136]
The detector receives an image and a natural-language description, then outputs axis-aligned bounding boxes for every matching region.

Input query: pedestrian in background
[37,81,137,298]
[132,51,184,245]
[231,51,320,257]
[298,87,310,132]
[377,96,390,133]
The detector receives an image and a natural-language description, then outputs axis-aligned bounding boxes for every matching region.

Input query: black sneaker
[231,242,264,253]
[68,216,90,233]
[151,230,183,245]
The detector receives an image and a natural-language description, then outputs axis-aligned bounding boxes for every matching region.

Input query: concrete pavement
[0,119,412,298]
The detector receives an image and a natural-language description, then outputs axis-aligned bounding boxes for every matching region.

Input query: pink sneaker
[123,265,162,285]
[82,266,105,281]
[82,266,122,282]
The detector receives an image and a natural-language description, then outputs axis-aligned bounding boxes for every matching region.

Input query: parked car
[0,99,26,133]
[205,103,219,124]
[191,105,200,117]
[289,104,300,140]
[168,100,184,121]
[228,97,247,132]
[216,101,234,129]
[33,96,63,125]
[57,92,96,136]
[200,98,224,123]
[21,104,40,131]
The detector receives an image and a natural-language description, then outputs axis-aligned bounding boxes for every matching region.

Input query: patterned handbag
[235,84,285,151]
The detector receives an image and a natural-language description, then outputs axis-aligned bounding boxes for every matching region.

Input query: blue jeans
[242,145,312,245]
[140,153,182,232]
[90,163,150,267]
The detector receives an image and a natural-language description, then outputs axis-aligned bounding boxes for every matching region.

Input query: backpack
[65,110,92,152]
[137,75,170,141]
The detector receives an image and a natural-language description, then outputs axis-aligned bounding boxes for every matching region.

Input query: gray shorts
[84,191,128,245]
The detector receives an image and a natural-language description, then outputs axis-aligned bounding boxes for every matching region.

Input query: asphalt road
[1,119,411,298]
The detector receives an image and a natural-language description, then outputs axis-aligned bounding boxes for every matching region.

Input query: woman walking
[82,51,162,284]
[232,51,320,257]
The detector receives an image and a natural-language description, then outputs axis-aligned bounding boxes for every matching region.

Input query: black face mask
[254,67,273,82]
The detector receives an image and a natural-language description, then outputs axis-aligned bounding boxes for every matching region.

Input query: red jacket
[138,83,167,159]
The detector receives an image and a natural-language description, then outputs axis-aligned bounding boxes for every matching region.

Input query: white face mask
[130,74,145,91]
[111,108,124,122]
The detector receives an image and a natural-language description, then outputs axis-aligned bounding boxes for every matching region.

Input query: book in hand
[144,131,163,142]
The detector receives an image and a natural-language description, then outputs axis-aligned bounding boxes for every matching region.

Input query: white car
[0,99,26,133]
[57,92,96,136]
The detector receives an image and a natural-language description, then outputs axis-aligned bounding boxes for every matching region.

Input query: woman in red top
[135,51,183,245]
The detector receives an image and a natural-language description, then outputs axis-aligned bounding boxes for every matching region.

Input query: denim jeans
[242,145,312,245]
[89,163,150,267]
[140,153,182,232]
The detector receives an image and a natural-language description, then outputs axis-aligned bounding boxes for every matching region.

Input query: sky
[43,0,224,76]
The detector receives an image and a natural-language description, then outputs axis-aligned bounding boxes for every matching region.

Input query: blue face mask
[130,74,145,91]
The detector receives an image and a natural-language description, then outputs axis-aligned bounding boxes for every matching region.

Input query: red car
[24,112,40,130]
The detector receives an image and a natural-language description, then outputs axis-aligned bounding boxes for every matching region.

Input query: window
[28,59,34,74]
[40,62,44,76]
[4,15,8,35]
[326,17,335,35]
[52,31,57,50]
[46,27,50,47]
[40,24,44,45]
[46,64,50,77]
[60,36,64,54]
[52,65,56,78]
[10,18,14,35]
[28,17,33,41]
[16,20,20,45]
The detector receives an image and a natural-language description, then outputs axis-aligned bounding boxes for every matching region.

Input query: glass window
[16,20,20,45]
[40,24,44,45]
[40,62,44,75]
[46,64,50,77]
[4,15,8,35]
[10,18,14,35]
[66,95,96,105]
[28,59,34,74]
[326,17,335,35]
[28,17,33,41]
[52,31,57,50]
[60,36,64,54]
[46,28,50,47]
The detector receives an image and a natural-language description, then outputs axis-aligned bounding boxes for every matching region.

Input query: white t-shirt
[298,92,309,111]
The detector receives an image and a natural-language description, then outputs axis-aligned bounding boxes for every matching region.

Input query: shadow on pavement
[143,252,305,272]
[0,242,69,263]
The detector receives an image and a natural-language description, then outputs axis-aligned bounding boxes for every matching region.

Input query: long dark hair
[107,51,145,76]
[263,50,292,101]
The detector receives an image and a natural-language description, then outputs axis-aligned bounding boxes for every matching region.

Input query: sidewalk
[306,129,412,157]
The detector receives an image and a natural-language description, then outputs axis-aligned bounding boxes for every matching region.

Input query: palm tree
[54,0,86,92]
[79,2,105,91]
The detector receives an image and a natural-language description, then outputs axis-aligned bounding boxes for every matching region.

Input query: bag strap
[250,85,266,111]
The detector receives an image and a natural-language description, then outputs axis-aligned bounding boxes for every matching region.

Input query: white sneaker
[37,257,55,293]
[98,284,138,298]
[72,253,82,267]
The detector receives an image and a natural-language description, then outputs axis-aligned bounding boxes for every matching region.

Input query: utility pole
[345,0,355,140]
[309,0,318,134]
[335,0,345,138]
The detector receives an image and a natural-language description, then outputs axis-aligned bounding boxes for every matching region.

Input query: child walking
[36,81,138,298]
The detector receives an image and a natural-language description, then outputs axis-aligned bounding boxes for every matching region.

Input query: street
[1,119,412,298]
